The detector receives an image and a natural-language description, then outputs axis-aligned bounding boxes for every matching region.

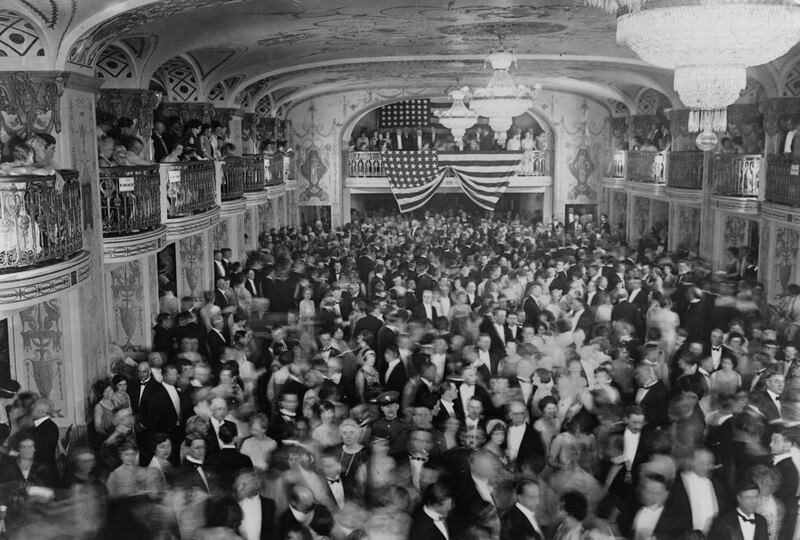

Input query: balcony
[220,159,247,201]
[160,162,220,241]
[625,151,667,184]
[0,170,83,272]
[666,151,704,190]
[713,154,761,198]
[99,166,161,235]
[765,154,800,208]
[236,154,266,192]
[266,154,289,187]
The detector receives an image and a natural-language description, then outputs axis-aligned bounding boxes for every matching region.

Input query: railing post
[757,154,766,202]
[214,161,223,206]
[159,164,169,224]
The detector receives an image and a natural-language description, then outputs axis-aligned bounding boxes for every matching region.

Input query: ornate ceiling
[0,0,794,112]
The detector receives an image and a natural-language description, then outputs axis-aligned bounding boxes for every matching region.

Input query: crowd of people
[349,125,549,153]
[1,207,800,540]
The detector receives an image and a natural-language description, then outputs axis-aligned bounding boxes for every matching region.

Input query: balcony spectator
[521,129,535,151]
[182,120,203,157]
[161,144,184,163]
[199,123,215,160]
[152,120,169,162]
[356,130,370,150]
[121,136,151,165]
[506,129,522,151]
[98,135,116,167]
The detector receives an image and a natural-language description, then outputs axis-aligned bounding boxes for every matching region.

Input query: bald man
[278,484,334,539]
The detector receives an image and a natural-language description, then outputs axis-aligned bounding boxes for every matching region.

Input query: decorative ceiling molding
[95,44,134,80]
[186,46,242,78]
[158,55,199,102]
[635,88,671,116]
[0,9,44,57]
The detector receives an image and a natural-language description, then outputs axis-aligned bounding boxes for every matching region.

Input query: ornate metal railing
[608,150,627,178]
[240,154,266,192]
[516,150,551,176]
[765,154,800,206]
[666,151,704,190]
[713,154,762,198]
[161,162,217,218]
[347,151,385,177]
[220,158,247,200]
[99,166,161,235]
[625,151,667,184]
[266,154,287,186]
[0,170,83,271]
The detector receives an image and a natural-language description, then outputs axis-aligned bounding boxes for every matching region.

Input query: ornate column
[96,89,161,159]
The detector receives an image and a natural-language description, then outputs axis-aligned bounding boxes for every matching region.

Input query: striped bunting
[382,151,447,213]
[438,152,524,211]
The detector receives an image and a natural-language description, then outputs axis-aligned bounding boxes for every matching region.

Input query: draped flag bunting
[382,151,523,213]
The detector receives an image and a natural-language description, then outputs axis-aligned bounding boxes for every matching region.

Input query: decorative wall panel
[179,233,204,299]
[676,205,700,252]
[96,89,160,138]
[724,215,748,248]
[108,260,146,351]
[159,56,198,102]
[0,72,63,138]
[775,227,799,296]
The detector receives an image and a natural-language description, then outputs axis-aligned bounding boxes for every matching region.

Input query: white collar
[423,505,446,523]
[34,416,50,427]
[186,456,203,466]
[515,502,541,530]
[774,452,792,464]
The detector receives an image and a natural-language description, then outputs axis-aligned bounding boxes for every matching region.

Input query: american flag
[382,151,446,213]
[382,151,524,213]
[379,99,430,128]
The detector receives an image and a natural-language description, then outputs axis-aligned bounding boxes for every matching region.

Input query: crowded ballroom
[2,1,800,539]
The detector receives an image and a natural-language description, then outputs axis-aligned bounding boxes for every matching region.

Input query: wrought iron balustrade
[161,162,217,218]
[516,150,551,176]
[220,158,247,200]
[608,151,627,178]
[99,166,161,235]
[266,154,286,186]
[666,151,704,190]
[240,154,266,192]
[765,154,800,207]
[347,151,385,177]
[625,151,667,184]
[0,170,82,271]
[713,154,762,198]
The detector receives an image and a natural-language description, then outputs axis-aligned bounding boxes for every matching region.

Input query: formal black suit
[206,447,253,490]
[506,424,546,473]
[656,472,731,538]
[384,360,408,395]
[277,504,333,539]
[33,416,59,486]
[707,509,769,540]
[452,475,497,534]
[456,384,491,421]
[681,299,711,342]
[522,296,541,327]
[206,328,227,372]
[750,389,782,422]
[409,508,449,540]
[244,278,260,298]
[412,303,438,324]
[479,317,509,357]
[204,418,238,456]
[571,310,594,336]
[501,505,544,540]
[152,132,169,162]
[152,324,175,357]
[626,288,649,311]
[238,496,276,540]
[376,325,398,372]
[611,300,644,339]
[474,351,503,384]
[177,458,211,493]
[352,314,382,347]
[411,378,440,410]
[636,381,670,428]
[774,455,799,540]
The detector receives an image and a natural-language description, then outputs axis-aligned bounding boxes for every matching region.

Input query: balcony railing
[625,151,667,184]
[608,151,627,178]
[161,162,217,218]
[766,154,800,207]
[266,154,288,187]
[666,151,704,190]
[240,154,266,192]
[345,150,552,178]
[713,154,762,198]
[0,170,82,271]
[220,158,248,200]
[99,166,161,235]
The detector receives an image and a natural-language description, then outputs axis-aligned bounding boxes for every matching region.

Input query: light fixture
[588,0,800,138]
[434,87,478,144]
[470,46,540,143]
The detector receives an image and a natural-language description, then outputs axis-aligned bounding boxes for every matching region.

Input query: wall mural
[676,205,700,252]
[298,145,330,203]
[179,233,204,299]
[724,215,748,249]
[611,191,627,232]
[96,89,160,139]
[0,72,63,140]
[94,45,134,81]
[776,227,800,295]
[0,9,44,57]
[783,59,800,97]
[157,102,216,125]
[212,219,229,250]
[633,196,650,237]
[109,260,145,351]
[553,97,608,204]
[17,299,66,418]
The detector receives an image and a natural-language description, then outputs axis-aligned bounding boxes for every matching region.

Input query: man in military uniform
[371,391,411,457]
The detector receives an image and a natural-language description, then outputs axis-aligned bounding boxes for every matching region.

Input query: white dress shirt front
[423,505,449,540]
[515,502,544,538]
[633,504,664,540]
[682,471,718,533]
[506,424,526,462]
[239,495,262,540]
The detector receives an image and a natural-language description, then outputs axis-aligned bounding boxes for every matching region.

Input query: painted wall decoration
[0,9,44,57]
[157,102,216,125]
[0,72,63,139]
[676,205,700,252]
[611,191,627,232]
[298,145,330,203]
[17,299,67,417]
[94,45,134,81]
[109,260,145,351]
[208,83,226,103]
[96,89,160,139]
[724,215,748,249]
[212,219,229,250]
[633,196,650,237]
[636,89,671,116]
[775,227,800,295]
[567,147,597,200]
[737,77,766,105]
[783,59,800,97]
[179,233,204,299]
[186,47,240,79]
[158,56,199,103]
[258,200,271,234]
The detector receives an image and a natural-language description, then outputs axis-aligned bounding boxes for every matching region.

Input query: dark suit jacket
[479,317,509,356]
[376,325,398,371]
[206,447,253,490]
[611,301,644,338]
[278,503,333,539]
[384,360,409,395]
[238,496,276,540]
[137,379,178,436]
[707,509,769,540]
[750,390,781,422]
[177,460,211,493]
[412,303,438,324]
[455,384,491,421]
[508,424,546,473]
[204,419,238,455]
[500,505,544,540]
[572,310,594,337]
[637,381,670,427]
[152,324,175,357]
[409,509,448,540]
[353,315,382,348]
[475,352,503,384]
[244,279,260,298]
[214,288,230,310]
[33,417,59,477]
[522,296,541,327]
[657,473,731,538]
[206,329,228,371]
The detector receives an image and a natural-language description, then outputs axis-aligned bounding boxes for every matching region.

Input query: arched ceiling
[6,0,800,111]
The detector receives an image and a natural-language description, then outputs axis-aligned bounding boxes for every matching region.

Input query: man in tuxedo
[434,380,460,426]
[152,121,169,162]
[479,308,509,357]
[568,298,594,337]
[32,398,59,486]
[629,474,671,540]
[658,447,730,538]
[178,434,212,494]
[505,311,522,343]
[278,485,334,539]
[236,469,276,540]
[474,334,503,384]
[214,278,232,310]
[501,479,544,540]
[458,366,490,422]
[207,422,253,491]
[626,276,649,311]
[505,401,546,473]
[634,364,670,428]
[269,391,303,442]
[412,289,438,324]
[205,397,238,456]
[751,371,784,422]
[403,361,440,411]
[376,311,401,371]
[681,287,711,342]
[383,344,409,395]
[409,482,453,540]
[770,428,799,539]
[707,482,769,540]
[708,328,736,371]
[133,361,178,464]
[152,313,175,358]
[452,450,499,534]
[244,268,260,298]
[353,302,383,348]
[213,251,227,281]
[206,314,228,373]
[612,291,644,341]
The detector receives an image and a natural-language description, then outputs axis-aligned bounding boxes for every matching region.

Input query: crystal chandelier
[589,0,800,134]
[434,87,478,142]
[471,48,540,143]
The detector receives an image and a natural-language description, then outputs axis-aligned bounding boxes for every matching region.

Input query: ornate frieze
[0,72,63,138]
[96,89,161,138]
